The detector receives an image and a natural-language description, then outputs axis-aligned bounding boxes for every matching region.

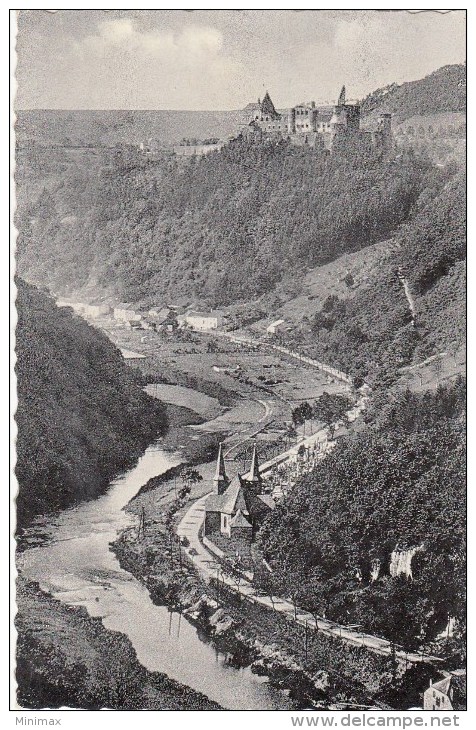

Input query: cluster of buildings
[138,85,392,159]
[57,298,224,333]
[242,86,392,153]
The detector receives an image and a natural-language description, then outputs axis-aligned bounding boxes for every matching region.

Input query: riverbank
[111,522,433,710]
[15,577,221,710]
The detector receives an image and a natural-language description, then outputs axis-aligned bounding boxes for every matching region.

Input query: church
[203,443,276,543]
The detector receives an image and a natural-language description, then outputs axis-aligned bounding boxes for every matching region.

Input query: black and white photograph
[11,7,467,716]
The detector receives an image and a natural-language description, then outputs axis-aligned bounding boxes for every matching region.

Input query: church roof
[230,509,252,528]
[205,477,248,516]
[221,479,248,515]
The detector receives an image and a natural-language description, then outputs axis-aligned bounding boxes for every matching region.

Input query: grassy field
[251,238,399,331]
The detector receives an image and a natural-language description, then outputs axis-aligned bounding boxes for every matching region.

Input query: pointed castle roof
[260,91,280,119]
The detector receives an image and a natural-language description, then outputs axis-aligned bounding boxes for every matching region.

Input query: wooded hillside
[17,136,443,307]
[361,64,466,122]
[257,380,466,658]
[15,279,167,527]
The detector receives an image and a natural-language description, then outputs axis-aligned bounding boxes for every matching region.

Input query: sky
[14,9,466,110]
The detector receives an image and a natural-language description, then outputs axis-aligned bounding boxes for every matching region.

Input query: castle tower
[287,107,296,134]
[213,443,229,495]
[260,91,280,120]
[375,113,393,151]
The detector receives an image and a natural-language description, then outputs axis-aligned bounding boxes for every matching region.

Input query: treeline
[17,136,440,307]
[361,63,466,121]
[257,380,466,656]
[15,279,167,527]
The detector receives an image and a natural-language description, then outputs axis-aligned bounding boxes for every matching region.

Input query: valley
[14,57,466,712]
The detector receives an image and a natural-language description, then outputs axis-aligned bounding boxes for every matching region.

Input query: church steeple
[241,444,262,491]
[213,443,229,495]
[338,85,346,106]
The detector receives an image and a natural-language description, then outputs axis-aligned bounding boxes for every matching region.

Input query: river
[18,442,294,710]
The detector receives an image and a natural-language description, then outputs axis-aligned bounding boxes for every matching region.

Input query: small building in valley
[266,319,285,335]
[423,672,466,711]
[83,303,112,319]
[113,303,141,323]
[183,310,224,331]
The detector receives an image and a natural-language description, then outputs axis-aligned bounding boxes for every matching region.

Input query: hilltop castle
[241,86,392,153]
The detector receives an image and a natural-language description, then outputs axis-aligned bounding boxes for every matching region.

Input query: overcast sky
[14,9,466,110]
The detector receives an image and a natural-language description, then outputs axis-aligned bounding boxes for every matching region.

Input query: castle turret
[261,91,278,117]
[213,443,229,495]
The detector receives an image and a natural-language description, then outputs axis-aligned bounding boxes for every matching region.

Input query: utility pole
[304,620,309,664]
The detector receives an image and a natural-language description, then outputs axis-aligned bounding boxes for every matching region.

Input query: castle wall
[241,92,392,155]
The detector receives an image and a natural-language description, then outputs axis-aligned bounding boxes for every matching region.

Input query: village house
[56,300,86,315]
[82,303,112,319]
[113,303,141,323]
[203,444,275,544]
[182,310,224,331]
[423,672,466,711]
[142,306,172,331]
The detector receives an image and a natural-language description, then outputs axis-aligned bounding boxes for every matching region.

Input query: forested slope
[15,279,167,527]
[281,170,465,384]
[17,136,444,307]
[361,63,466,122]
[258,380,466,657]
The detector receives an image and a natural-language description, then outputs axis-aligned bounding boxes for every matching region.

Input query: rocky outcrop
[389,545,423,579]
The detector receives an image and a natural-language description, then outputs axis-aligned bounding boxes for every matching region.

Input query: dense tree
[312,392,353,438]
[257,381,465,653]
[17,137,439,308]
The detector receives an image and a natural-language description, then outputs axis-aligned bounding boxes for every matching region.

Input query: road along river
[18,442,294,710]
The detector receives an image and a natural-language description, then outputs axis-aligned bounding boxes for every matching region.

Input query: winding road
[176,332,441,668]
[177,491,442,667]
